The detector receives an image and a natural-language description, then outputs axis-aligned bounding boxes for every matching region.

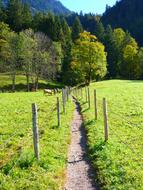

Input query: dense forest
[1,0,143,91]
[102,0,143,46]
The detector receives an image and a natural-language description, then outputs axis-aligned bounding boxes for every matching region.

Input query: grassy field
[0,73,63,92]
[0,91,74,189]
[78,80,143,190]
[2,78,143,189]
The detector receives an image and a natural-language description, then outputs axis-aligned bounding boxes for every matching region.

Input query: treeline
[102,0,143,46]
[1,0,143,90]
[102,26,143,79]
[0,23,62,91]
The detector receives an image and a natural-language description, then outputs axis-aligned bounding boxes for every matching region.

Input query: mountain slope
[102,0,143,45]
[3,0,71,15]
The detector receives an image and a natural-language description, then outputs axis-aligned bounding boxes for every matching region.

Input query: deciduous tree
[71,31,107,84]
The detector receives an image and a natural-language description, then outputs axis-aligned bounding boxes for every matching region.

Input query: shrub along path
[64,98,97,190]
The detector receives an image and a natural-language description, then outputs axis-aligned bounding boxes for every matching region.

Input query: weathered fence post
[67,87,69,101]
[62,89,66,113]
[103,98,108,142]
[32,103,40,160]
[68,87,71,98]
[64,88,66,102]
[88,87,90,109]
[65,87,68,102]
[57,97,60,127]
[73,88,75,96]
[94,90,98,120]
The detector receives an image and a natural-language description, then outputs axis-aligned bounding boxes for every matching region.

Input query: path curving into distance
[64,98,98,190]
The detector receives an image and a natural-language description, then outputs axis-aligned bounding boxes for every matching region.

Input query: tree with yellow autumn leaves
[70,31,107,84]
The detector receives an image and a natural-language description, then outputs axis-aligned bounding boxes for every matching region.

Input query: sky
[60,0,117,14]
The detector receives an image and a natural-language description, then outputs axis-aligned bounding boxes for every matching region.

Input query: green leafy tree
[138,48,143,79]
[52,42,63,81]
[103,27,140,79]
[32,32,62,89]
[113,28,126,67]
[0,22,11,49]
[71,31,107,84]
[119,31,140,79]
[122,45,141,79]
[0,22,11,73]
[19,29,35,91]
[2,31,21,91]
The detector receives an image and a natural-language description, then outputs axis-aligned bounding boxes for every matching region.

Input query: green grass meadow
[0,73,63,92]
[0,91,74,189]
[79,80,143,190]
[2,78,143,190]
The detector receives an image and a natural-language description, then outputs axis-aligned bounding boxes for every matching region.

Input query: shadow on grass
[90,141,106,153]
[0,82,64,93]
[127,80,143,84]
[51,125,59,129]
[84,119,96,127]
[81,107,90,113]
[80,101,88,106]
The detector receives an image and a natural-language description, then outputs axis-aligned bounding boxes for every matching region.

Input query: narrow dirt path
[64,98,97,190]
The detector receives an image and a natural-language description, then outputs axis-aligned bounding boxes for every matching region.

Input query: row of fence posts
[72,86,109,142]
[32,86,108,160]
[32,87,71,160]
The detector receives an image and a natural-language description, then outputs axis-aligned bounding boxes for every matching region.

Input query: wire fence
[71,85,143,174]
[1,85,143,183]
[0,87,72,175]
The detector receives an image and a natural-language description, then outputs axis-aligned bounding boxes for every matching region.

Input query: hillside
[102,0,143,45]
[2,0,71,15]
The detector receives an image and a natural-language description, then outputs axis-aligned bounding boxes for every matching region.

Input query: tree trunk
[12,73,16,92]
[35,76,39,91]
[26,74,30,92]
[31,75,35,91]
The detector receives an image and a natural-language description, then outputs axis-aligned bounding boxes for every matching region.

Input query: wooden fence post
[67,88,69,101]
[94,90,98,120]
[88,87,90,109]
[68,87,70,100]
[73,88,75,96]
[62,89,66,113]
[32,103,40,160]
[103,98,108,142]
[57,97,60,127]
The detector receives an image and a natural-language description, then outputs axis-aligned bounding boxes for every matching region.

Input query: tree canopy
[70,31,107,84]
